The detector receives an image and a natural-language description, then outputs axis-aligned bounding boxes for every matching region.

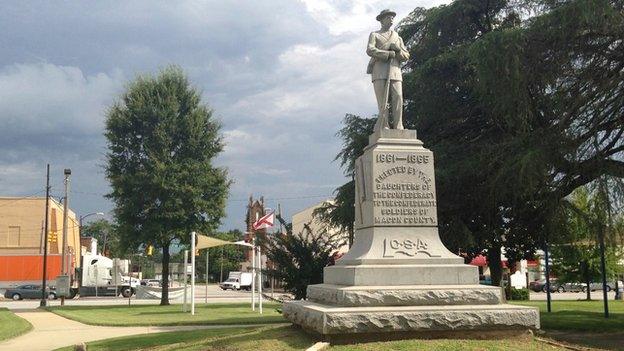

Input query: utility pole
[40,164,50,307]
[205,248,209,304]
[543,238,552,313]
[219,246,224,283]
[599,223,609,318]
[598,176,611,318]
[60,169,71,306]
[183,250,189,312]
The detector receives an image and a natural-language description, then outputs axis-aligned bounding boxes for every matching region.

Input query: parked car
[556,282,584,293]
[4,285,57,300]
[140,279,161,287]
[529,279,563,293]
[146,279,161,287]
[582,282,614,292]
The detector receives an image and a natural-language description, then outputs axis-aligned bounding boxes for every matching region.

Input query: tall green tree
[105,66,230,305]
[397,0,624,284]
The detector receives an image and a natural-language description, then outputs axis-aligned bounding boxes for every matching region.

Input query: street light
[79,212,105,234]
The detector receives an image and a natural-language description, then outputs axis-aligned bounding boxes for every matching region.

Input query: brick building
[0,197,82,286]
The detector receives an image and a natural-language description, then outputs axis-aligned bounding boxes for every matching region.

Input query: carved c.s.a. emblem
[383,238,440,257]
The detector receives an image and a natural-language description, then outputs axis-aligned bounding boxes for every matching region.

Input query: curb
[306,341,330,351]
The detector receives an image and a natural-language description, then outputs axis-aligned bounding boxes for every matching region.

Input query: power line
[229,194,333,202]
[0,190,47,209]
[69,189,335,202]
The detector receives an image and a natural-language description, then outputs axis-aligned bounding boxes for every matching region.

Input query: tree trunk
[160,243,171,306]
[583,260,592,301]
[348,228,354,248]
[488,244,503,286]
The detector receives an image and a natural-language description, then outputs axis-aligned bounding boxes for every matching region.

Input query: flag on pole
[252,212,275,230]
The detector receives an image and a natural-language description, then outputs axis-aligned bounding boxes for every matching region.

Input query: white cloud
[0,162,42,195]
[299,0,450,36]
[0,63,124,136]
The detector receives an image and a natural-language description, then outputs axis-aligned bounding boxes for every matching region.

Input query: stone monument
[283,9,540,340]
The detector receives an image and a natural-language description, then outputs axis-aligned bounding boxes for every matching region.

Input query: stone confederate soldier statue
[367,9,410,131]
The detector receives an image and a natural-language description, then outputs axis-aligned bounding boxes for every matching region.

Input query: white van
[219,272,253,290]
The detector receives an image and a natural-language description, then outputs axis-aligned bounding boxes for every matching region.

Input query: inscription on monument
[383,238,440,257]
[373,151,437,226]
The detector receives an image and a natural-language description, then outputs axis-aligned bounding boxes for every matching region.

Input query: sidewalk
[0,310,258,351]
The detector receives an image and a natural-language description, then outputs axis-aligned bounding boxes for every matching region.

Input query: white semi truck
[70,254,140,298]
[219,271,253,290]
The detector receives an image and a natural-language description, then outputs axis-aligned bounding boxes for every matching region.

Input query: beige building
[0,197,82,279]
[292,200,349,254]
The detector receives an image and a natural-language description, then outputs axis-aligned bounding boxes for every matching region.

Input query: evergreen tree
[398,0,624,284]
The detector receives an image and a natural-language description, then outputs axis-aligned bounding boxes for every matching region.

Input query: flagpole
[191,232,196,315]
[251,236,256,311]
[205,248,209,304]
[250,211,274,313]
[183,250,188,312]
[258,244,263,314]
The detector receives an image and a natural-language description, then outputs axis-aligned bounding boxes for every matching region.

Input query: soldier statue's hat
[376,9,396,21]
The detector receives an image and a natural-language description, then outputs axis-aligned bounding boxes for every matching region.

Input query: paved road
[0,284,260,310]
[0,309,278,351]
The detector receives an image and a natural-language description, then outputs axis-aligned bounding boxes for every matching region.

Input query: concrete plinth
[324,264,478,286]
[307,284,504,307]
[283,301,540,335]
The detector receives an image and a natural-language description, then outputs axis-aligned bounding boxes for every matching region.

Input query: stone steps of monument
[283,299,540,335]
[324,264,478,286]
[307,284,503,307]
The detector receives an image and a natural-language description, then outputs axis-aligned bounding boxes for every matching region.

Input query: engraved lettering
[383,238,440,257]
[390,239,400,249]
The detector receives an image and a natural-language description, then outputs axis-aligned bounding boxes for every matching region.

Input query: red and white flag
[252,212,275,230]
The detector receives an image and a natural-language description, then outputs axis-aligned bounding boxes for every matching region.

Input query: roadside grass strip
[54,324,567,351]
[46,302,285,326]
[0,307,33,341]
[511,300,624,332]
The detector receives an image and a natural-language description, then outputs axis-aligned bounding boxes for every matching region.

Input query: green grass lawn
[47,302,285,326]
[0,308,33,341]
[54,325,565,351]
[511,300,624,332]
[50,301,624,350]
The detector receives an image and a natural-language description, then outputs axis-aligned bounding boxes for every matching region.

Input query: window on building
[8,226,21,246]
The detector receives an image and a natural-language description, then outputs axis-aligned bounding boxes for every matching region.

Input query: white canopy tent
[188,232,263,315]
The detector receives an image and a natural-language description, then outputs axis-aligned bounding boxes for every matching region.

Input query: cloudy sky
[0,0,449,231]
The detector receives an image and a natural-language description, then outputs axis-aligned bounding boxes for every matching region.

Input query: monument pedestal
[283,130,539,338]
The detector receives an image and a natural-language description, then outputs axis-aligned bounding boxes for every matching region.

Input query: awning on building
[469,255,508,268]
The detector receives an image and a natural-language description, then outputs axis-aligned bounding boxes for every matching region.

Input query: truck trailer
[73,253,140,298]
